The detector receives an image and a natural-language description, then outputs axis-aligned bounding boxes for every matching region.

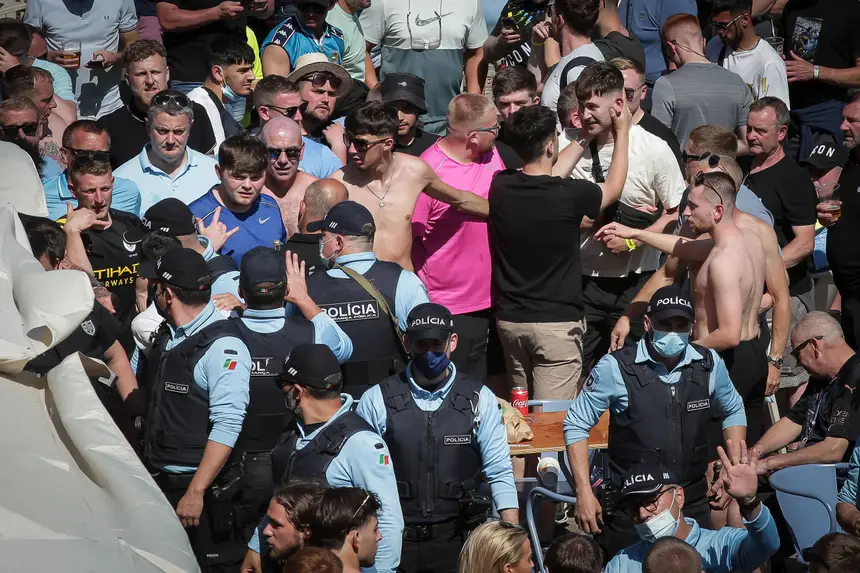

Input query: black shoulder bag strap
[589,140,605,183]
[559,56,598,90]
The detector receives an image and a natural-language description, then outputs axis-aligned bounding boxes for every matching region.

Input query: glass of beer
[59,40,81,66]
[816,182,842,223]
[764,36,784,57]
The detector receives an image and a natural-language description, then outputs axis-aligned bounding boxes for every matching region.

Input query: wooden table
[508,411,609,456]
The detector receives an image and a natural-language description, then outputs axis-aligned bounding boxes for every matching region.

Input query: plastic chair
[768,463,848,564]
[526,486,577,573]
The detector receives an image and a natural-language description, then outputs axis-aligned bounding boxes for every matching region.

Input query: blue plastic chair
[526,486,577,573]
[768,463,848,564]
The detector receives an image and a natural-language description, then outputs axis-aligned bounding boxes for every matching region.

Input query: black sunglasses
[297,3,327,13]
[265,104,301,118]
[693,171,724,204]
[711,13,744,31]
[682,150,718,164]
[302,71,342,90]
[791,335,824,361]
[344,133,388,153]
[624,85,644,102]
[69,149,111,166]
[151,93,190,108]
[268,147,302,161]
[0,122,39,138]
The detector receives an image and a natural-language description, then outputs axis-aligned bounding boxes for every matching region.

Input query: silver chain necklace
[366,157,395,207]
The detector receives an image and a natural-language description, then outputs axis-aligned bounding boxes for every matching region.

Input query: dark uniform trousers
[595,342,715,560]
[379,372,489,573]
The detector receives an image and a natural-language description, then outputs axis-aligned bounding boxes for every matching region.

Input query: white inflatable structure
[0,166,200,571]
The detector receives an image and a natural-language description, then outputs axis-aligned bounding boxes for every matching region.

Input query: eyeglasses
[693,171,724,204]
[472,123,501,135]
[265,104,301,118]
[624,487,677,517]
[0,122,39,138]
[351,493,372,520]
[268,147,302,161]
[297,3,327,14]
[791,335,824,361]
[301,72,342,91]
[344,134,388,153]
[406,0,442,50]
[67,149,111,166]
[682,150,715,163]
[151,93,190,108]
[624,85,644,102]
[711,13,745,31]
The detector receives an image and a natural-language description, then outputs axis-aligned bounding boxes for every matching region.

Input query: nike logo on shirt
[415,12,453,26]
[259,217,271,225]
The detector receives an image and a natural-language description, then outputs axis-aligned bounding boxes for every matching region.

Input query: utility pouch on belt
[206,465,244,539]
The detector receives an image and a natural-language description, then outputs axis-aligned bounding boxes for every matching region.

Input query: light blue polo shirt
[262,15,346,68]
[114,145,220,214]
[300,135,343,178]
[43,171,142,220]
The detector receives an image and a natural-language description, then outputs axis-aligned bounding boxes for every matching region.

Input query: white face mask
[634,489,680,543]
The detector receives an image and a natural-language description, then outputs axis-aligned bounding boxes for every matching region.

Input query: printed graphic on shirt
[80,319,96,336]
[251,357,277,377]
[583,371,598,393]
[792,17,822,62]
[496,2,548,69]
[319,300,380,322]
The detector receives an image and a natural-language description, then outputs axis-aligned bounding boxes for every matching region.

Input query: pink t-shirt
[411,142,505,315]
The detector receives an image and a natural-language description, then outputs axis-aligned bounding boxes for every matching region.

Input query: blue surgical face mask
[412,348,451,381]
[650,329,690,358]
[319,237,336,268]
[220,67,244,103]
[634,491,680,543]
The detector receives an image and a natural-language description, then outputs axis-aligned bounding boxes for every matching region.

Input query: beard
[8,136,43,178]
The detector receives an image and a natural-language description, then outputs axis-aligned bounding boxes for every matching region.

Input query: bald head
[260,116,302,144]
[300,178,349,231]
[792,311,845,346]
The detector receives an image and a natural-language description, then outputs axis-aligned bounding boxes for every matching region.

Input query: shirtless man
[330,101,490,271]
[260,117,318,237]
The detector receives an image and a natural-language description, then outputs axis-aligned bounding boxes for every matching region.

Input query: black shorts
[450,308,506,380]
[709,329,769,458]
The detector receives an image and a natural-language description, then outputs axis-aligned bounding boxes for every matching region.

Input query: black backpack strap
[559,56,597,89]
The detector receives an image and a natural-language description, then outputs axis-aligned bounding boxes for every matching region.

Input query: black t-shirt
[637,111,683,169]
[24,303,122,375]
[395,129,438,158]
[491,0,549,69]
[743,155,817,296]
[827,160,860,295]
[98,102,218,167]
[157,0,247,82]
[489,169,602,322]
[782,0,860,109]
[786,354,860,451]
[284,232,321,277]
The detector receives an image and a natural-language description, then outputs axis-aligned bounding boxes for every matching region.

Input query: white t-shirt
[540,43,605,113]
[706,37,790,109]
[560,124,686,277]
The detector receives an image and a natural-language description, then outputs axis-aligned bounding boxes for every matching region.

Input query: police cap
[406,302,454,342]
[618,463,679,500]
[141,198,197,236]
[138,247,212,291]
[647,284,694,322]
[307,200,374,237]
[240,246,287,292]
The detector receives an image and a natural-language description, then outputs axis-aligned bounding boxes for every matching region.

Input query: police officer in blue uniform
[301,200,430,398]
[563,284,748,559]
[232,246,353,541]
[357,303,519,573]
[138,248,252,573]
[245,344,404,573]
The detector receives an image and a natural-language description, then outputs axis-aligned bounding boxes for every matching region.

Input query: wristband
[532,39,546,46]
[625,239,637,251]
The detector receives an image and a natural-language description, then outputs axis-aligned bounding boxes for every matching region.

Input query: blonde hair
[447,93,496,133]
[458,521,529,573]
[610,57,645,82]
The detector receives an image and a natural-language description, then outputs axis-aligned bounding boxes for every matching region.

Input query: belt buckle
[416,525,431,541]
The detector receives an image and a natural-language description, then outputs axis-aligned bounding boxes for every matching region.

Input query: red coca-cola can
[511,387,529,415]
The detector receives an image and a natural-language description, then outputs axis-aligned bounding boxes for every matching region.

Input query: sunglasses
[624,85,644,102]
[297,3,327,14]
[151,93,190,108]
[693,171,724,204]
[69,149,111,166]
[682,150,715,163]
[0,122,39,138]
[268,147,302,161]
[344,134,388,152]
[351,493,372,520]
[711,13,745,31]
[791,335,824,361]
[302,72,342,90]
[265,104,301,118]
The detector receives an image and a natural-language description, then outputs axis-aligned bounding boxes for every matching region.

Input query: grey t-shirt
[651,62,751,149]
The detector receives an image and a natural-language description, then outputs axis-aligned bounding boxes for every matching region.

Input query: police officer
[246,344,404,573]
[303,200,430,397]
[563,284,748,558]
[138,248,252,573]
[356,303,518,573]
[232,246,352,541]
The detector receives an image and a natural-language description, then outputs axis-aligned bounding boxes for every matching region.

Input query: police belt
[403,518,461,542]
[154,463,243,495]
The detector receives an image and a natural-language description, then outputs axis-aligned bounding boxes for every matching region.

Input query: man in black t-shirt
[380,73,437,158]
[484,0,552,69]
[782,0,860,160]
[285,177,348,276]
[489,103,629,401]
[98,40,216,166]
[751,312,860,470]
[57,158,145,355]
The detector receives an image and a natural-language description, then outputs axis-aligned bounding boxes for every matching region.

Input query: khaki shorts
[496,319,585,401]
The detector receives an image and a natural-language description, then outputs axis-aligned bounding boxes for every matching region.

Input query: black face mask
[150,282,169,320]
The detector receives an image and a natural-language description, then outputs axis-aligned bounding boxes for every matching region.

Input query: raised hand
[197,206,239,253]
[716,439,759,504]
[64,202,109,234]
[284,250,308,304]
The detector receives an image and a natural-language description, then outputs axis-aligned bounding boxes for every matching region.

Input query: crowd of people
[9,0,860,571]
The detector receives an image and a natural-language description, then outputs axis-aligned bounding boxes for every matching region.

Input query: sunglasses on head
[0,122,39,138]
[268,147,302,161]
[682,151,718,164]
[693,171,724,204]
[151,93,190,108]
[69,149,111,166]
[302,72,342,90]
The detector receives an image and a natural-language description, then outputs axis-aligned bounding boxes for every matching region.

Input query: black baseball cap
[307,200,374,236]
[381,73,427,114]
[618,463,679,501]
[295,0,330,6]
[406,303,455,342]
[278,344,343,389]
[800,141,849,171]
[138,247,212,291]
[240,246,286,292]
[647,284,694,322]
[141,198,197,236]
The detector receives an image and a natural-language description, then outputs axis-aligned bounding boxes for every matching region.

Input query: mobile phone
[87,58,106,69]
[501,17,519,33]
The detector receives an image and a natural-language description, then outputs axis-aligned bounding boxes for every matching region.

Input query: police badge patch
[80,319,96,336]
[583,371,598,392]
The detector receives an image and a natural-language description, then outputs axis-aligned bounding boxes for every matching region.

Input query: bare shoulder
[329,167,347,182]
[296,171,317,188]
[707,246,741,277]
[397,153,434,178]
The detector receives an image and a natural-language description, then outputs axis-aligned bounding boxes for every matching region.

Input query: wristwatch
[766,356,784,369]
[813,65,821,80]
[575,136,590,148]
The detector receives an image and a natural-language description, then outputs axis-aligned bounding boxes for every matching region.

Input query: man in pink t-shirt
[412,94,520,381]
